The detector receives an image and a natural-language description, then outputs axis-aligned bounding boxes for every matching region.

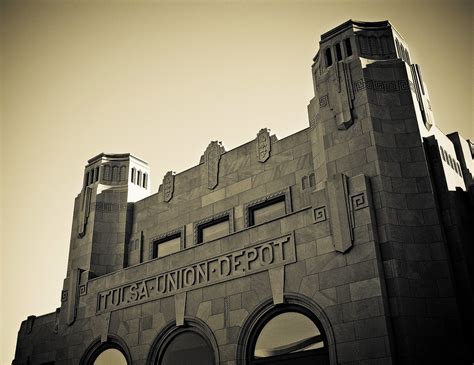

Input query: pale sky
[1,0,472,363]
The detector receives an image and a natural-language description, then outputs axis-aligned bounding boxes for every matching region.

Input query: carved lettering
[96,234,295,312]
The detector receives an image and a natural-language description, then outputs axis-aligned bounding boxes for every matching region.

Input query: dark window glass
[93,349,127,365]
[160,332,213,365]
[335,43,342,61]
[198,216,230,243]
[251,311,328,365]
[153,234,181,259]
[344,38,352,56]
[324,48,332,67]
[95,167,100,182]
[309,173,316,187]
[249,196,286,226]
[143,173,147,188]
[137,171,142,186]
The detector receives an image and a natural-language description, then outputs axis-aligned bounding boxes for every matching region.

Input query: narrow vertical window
[142,173,147,188]
[335,43,342,61]
[325,48,333,67]
[85,172,90,186]
[112,166,119,181]
[95,167,100,182]
[104,165,111,180]
[309,173,316,187]
[137,171,142,186]
[344,38,352,56]
[131,168,136,183]
[302,176,308,190]
[120,166,126,181]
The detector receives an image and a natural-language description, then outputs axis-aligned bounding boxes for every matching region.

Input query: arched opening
[238,296,335,365]
[80,336,131,365]
[159,331,213,365]
[147,319,219,365]
[93,348,127,365]
[249,310,329,364]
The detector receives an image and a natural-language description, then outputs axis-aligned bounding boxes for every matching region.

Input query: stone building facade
[14,20,474,364]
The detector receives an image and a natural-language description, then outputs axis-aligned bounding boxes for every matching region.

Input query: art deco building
[14,20,474,364]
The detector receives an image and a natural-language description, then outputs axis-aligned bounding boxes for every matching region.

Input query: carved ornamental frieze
[204,141,225,190]
[163,171,175,202]
[256,128,271,162]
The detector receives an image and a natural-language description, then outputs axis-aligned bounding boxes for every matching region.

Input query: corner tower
[307,20,469,362]
[67,153,150,278]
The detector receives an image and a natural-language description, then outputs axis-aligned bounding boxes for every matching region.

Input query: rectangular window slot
[198,216,230,244]
[152,234,181,259]
[248,195,286,226]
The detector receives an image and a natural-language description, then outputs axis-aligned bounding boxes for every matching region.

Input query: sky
[1,0,472,363]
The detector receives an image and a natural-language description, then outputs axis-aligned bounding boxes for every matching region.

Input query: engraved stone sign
[96,234,295,313]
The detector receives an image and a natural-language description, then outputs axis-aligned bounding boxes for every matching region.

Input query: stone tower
[61,153,150,325]
[307,20,468,362]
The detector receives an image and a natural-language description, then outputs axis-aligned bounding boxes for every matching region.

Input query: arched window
[324,48,333,67]
[148,319,219,365]
[80,335,131,365]
[239,299,333,365]
[120,166,127,181]
[112,166,119,181]
[93,349,127,365]
[160,331,213,365]
[250,311,328,364]
[104,165,111,181]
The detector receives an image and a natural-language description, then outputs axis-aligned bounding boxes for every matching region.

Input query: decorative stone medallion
[256,128,271,163]
[204,141,225,190]
[163,171,175,202]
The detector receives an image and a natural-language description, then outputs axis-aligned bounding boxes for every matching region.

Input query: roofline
[321,19,391,41]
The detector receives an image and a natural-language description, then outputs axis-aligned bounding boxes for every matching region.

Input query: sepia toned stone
[13,20,473,365]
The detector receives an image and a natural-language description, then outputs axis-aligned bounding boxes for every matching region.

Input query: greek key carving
[163,171,175,202]
[313,206,327,223]
[352,78,415,93]
[318,95,329,108]
[95,202,128,212]
[256,128,271,163]
[351,192,367,210]
[61,290,68,302]
[79,284,87,296]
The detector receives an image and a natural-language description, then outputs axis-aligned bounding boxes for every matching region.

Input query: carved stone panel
[256,128,271,162]
[328,62,355,130]
[204,141,225,190]
[78,186,92,238]
[163,171,175,202]
[327,173,353,253]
